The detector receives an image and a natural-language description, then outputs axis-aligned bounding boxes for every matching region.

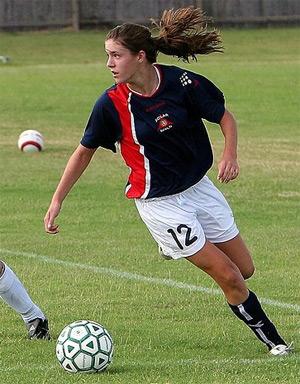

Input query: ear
[137,50,146,63]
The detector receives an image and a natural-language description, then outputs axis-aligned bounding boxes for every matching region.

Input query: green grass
[0,27,299,384]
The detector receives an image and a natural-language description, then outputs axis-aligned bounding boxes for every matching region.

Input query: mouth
[111,71,118,78]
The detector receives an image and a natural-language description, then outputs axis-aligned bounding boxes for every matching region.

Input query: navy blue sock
[228,290,287,350]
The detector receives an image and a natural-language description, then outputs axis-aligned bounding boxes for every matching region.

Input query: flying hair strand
[151,7,223,62]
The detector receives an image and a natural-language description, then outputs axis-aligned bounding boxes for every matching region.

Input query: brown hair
[106,7,223,63]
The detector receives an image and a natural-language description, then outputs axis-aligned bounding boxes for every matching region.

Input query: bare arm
[217,109,239,183]
[44,144,97,234]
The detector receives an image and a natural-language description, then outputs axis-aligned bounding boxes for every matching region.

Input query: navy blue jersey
[81,64,225,199]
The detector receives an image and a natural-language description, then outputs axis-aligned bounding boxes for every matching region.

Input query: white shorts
[135,176,239,260]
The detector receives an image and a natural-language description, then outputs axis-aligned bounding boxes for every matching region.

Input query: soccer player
[0,260,50,339]
[44,7,291,355]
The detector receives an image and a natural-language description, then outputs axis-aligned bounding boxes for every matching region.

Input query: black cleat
[26,318,50,340]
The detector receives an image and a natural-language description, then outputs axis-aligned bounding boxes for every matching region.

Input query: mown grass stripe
[1,248,299,313]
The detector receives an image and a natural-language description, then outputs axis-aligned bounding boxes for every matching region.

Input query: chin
[114,78,122,84]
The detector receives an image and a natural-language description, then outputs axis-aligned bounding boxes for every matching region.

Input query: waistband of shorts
[135,176,208,203]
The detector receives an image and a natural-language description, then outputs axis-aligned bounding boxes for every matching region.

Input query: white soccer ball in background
[56,320,114,373]
[17,130,44,152]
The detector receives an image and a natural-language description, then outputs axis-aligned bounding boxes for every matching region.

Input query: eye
[113,54,120,59]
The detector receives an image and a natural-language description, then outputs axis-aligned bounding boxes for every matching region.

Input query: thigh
[214,234,255,279]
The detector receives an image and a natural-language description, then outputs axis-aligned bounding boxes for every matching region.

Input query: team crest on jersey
[155,113,173,132]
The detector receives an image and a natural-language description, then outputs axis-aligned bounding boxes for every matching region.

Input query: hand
[44,201,61,234]
[217,157,239,183]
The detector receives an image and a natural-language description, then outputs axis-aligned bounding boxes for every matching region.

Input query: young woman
[0,260,50,339]
[44,7,290,355]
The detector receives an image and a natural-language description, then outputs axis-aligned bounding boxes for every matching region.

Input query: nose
[106,56,114,68]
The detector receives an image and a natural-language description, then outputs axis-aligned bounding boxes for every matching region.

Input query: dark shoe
[26,318,50,340]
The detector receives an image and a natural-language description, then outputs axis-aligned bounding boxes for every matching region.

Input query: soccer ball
[17,130,44,152]
[56,320,114,373]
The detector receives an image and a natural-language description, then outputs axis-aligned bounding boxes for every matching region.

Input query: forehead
[105,39,128,53]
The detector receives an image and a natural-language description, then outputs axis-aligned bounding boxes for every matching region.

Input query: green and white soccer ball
[56,320,114,373]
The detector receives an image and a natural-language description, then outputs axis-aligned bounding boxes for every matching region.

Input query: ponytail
[151,7,223,62]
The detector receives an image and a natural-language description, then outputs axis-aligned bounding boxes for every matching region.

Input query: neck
[127,64,159,96]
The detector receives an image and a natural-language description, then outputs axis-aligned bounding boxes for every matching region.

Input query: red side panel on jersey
[107,84,148,198]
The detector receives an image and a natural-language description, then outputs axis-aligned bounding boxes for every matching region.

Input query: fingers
[217,163,226,182]
[219,169,238,183]
[226,169,239,183]
[218,161,239,183]
[46,224,59,234]
[44,210,60,234]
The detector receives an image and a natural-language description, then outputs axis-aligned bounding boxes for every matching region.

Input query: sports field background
[0,27,299,384]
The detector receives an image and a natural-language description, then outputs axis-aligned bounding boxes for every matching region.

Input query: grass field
[0,27,299,384]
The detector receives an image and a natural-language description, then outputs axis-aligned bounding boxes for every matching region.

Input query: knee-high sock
[0,263,45,323]
[228,290,286,350]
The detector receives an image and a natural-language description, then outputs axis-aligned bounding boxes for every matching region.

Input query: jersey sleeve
[182,70,225,123]
[80,92,122,152]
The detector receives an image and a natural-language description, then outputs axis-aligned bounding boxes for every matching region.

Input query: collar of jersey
[126,64,162,98]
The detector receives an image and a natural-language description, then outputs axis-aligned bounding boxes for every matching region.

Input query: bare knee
[242,263,255,280]
[222,267,246,290]
[240,246,255,279]
[216,266,249,304]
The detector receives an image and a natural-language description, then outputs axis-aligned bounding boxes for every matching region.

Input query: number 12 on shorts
[167,224,198,250]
